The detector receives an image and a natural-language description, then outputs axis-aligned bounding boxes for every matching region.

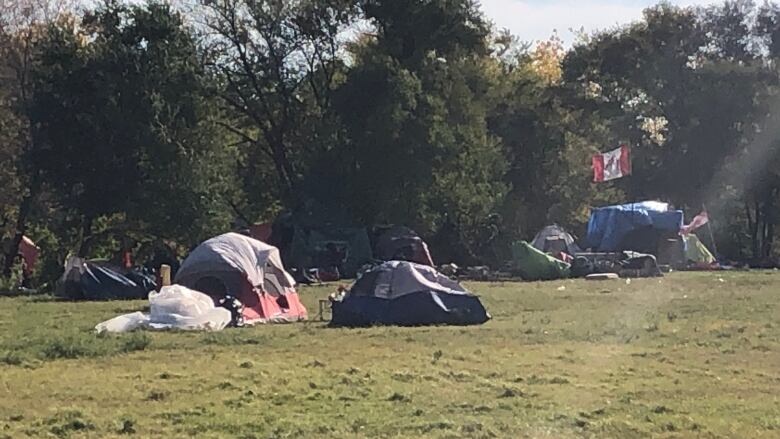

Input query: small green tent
[511,241,570,281]
[683,234,715,264]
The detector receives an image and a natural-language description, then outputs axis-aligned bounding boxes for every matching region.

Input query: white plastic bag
[95,311,150,333]
[95,285,231,333]
[149,285,217,321]
[147,285,231,331]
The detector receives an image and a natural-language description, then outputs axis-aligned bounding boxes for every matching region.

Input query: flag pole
[703,204,718,259]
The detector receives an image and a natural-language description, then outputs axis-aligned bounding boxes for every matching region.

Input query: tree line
[1,0,779,285]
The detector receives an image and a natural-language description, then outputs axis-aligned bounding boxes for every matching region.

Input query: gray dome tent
[531,225,581,256]
[331,261,490,327]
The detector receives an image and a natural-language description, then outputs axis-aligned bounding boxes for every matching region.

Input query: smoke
[700,92,780,221]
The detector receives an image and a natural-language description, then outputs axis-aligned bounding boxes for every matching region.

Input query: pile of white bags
[95,285,231,333]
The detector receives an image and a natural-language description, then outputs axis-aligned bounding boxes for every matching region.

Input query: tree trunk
[762,191,776,259]
[745,200,754,256]
[752,200,761,260]
[2,193,33,277]
[270,138,298,205]
[77,217,94,258]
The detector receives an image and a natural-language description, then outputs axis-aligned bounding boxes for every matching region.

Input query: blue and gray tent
[56,257,156,300]
[330,261,490,327]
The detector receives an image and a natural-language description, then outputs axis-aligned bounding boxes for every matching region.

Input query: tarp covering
[288,227,372,278]
[175,233,306,324]
[373,225,434,266]
[176,232,294,289]
[511,241,571,281]
[331,261,490,327]
[56,257,156,300]
[18,236,39,274]
[531,225,581,255]
[684,234,716,264]
[585,202,684,252]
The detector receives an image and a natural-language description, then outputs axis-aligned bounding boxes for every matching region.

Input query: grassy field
[0,272,779,438]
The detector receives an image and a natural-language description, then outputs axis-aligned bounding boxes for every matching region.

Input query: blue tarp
[585,202,683,252]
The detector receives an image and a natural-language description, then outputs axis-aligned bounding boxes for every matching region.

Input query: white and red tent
[175,233,307,324]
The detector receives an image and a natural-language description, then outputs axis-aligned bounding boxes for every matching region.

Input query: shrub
[40,334,106,360]
[120,332,151,353]
[0,350,25,366]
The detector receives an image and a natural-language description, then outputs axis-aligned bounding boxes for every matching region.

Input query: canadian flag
[593,144,631,182]
[680,211,709,235]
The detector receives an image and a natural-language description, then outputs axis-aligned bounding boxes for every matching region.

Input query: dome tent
[175,233,307,324]
[531,225,581,256]
[331,261,490,327]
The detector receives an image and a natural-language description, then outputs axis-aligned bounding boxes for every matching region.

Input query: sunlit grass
[0,272,779,438]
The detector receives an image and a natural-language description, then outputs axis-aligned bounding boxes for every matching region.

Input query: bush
[40,334,106,360]
[0,260,24,295]
[120,332,151,353]
[0,350,25,366]
[44,410,95,438]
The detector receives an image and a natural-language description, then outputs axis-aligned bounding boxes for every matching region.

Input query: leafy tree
[0,0,77,277]
[561,1,780,259]
[316,0,506,264]
[530,32,564,85]
[28,2,238,256]
[199,0,357,209]
[489,46,621,242]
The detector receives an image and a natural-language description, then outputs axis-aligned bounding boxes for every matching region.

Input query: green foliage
[120,332,152,353]
[3,0,780,278]
[315,0,506,263]
[0,86,23,230]
[489,58,621,240]
[201,0,357,207]
[40,333,109,360]
[561,1,780,259]
[29,2,237,250]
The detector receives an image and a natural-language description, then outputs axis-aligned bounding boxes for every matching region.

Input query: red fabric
[18,236,39,275]
[238,281,308,323]
[593,144,631,182]
[249,223,273,242]
[619,144,632,176]
[592,154,605,182]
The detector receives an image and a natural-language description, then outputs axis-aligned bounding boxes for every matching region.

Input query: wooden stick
[703,204,718,259]
[160,264,171,287]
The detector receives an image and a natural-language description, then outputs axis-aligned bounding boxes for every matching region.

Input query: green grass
[1,272,779,438]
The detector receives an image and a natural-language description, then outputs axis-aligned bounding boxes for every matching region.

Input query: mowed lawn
[1,272,779,438]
